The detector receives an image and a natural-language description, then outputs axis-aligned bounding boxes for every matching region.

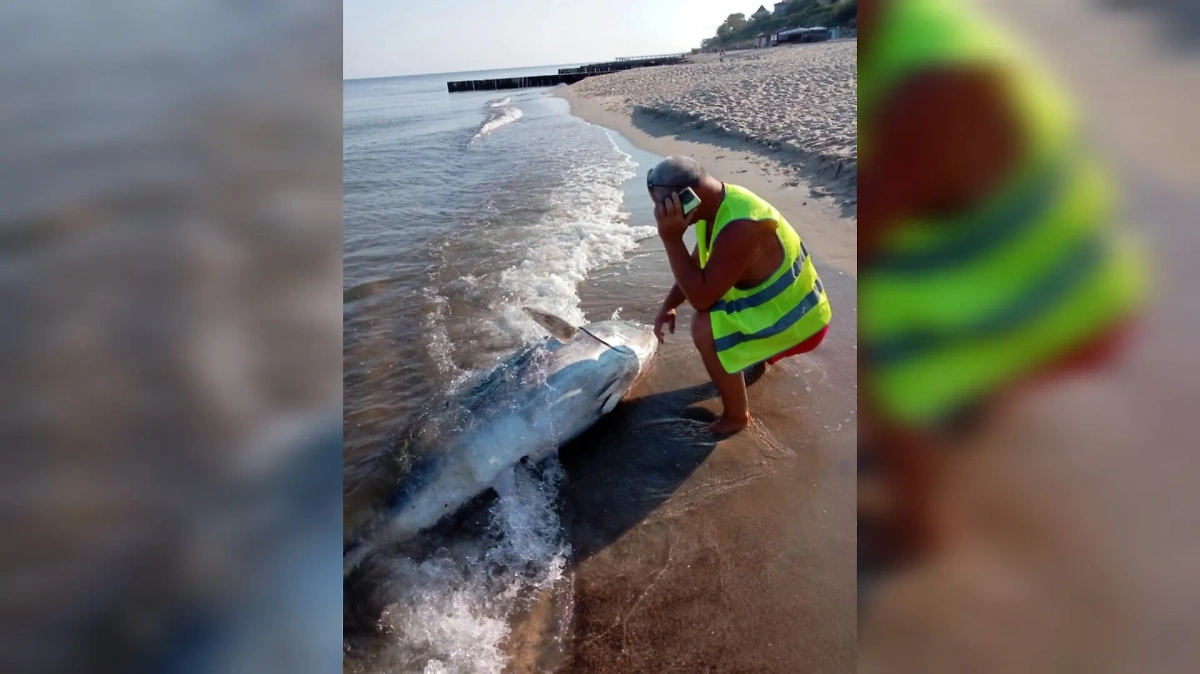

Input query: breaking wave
[365,460,569,674]
[472,105,523,141]
[496,132,654,337]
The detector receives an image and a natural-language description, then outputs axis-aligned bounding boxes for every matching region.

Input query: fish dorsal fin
[523,307,578,341]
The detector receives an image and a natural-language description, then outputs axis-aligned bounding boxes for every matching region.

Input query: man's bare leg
[744,361,769,387]
[692,311,751,434]
[861,401,949,562]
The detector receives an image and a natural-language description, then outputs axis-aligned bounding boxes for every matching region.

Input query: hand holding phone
[654,189,696,240]
[677,187,701,216]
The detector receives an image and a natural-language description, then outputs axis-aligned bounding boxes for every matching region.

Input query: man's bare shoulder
[716,218,778,243]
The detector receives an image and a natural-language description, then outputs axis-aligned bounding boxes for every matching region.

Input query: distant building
[777,26,833,44]
[773,1,790,15]
[752,5,771,21]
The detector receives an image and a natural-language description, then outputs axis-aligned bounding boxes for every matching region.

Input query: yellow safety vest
[859,0,1145,425]
[698,184,832,373]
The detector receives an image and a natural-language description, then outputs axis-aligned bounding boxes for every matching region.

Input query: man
[647,156,832,435]
[858,0,1145,566]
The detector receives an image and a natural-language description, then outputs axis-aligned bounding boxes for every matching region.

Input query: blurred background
[859,0,1200,672]
[0,2,342,672]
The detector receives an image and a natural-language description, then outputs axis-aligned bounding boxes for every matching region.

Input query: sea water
[343,68,657,672]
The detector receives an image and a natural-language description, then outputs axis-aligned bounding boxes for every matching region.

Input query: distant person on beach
[858,0,1145,571]
[647,156,832,435]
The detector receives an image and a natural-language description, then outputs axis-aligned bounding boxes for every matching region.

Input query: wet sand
[504,85,860,671]
[547,267,857,673]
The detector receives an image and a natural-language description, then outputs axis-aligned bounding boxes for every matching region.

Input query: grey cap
[647,155,705,190]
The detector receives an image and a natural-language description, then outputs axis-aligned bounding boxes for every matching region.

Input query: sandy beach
[522,40,860,673]
[568,42,857,213]
[557,41,858,276]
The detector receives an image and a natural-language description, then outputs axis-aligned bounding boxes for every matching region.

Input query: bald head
[645,155,723,223]
[647,156,706,191]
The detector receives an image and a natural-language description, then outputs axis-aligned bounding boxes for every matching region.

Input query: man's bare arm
[663,220,762,312]
[659,246,700,313]
[860,68,1022,263]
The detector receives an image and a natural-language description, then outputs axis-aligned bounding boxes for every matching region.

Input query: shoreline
[555,83,857,277]
[534,86,858,672]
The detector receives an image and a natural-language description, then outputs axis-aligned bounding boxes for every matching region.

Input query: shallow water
[343,70,663,672]
[344,69,656,470]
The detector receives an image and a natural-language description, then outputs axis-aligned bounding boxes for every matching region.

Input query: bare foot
[709,412,751,436]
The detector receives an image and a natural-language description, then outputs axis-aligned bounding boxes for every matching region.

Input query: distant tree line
[701,0,856,50]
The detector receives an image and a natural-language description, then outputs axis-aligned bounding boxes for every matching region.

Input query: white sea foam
[488,96,511,108]
[472,105,523,141]
[422,289,458,376]
[372,460,569,674]
[495,144,654,339]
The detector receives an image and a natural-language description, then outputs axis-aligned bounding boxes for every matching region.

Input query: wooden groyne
[447,54,687,93]
[556,54,687,75]
[447,73,589,93]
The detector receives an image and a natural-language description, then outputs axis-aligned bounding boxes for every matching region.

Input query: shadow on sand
[557,363,767,558]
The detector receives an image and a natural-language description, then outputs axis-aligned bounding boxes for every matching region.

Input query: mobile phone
[677,187,701,216]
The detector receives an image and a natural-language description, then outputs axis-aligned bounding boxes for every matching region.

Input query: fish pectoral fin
[599,378,627,414]
[524,307,578,341]
[601,392,622,415]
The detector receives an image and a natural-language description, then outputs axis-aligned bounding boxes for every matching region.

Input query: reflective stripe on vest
[711,243,810,314]
[868,231,1105,366]
[871,154,1069,275]
[714,279,825,353]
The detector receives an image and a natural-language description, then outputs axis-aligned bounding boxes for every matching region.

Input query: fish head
[580,320,658,377]
[579,321,657,415]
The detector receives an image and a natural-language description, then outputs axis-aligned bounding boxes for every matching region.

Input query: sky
[344,0,766,79]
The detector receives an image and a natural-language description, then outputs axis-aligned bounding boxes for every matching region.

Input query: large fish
[344,310,658,575]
